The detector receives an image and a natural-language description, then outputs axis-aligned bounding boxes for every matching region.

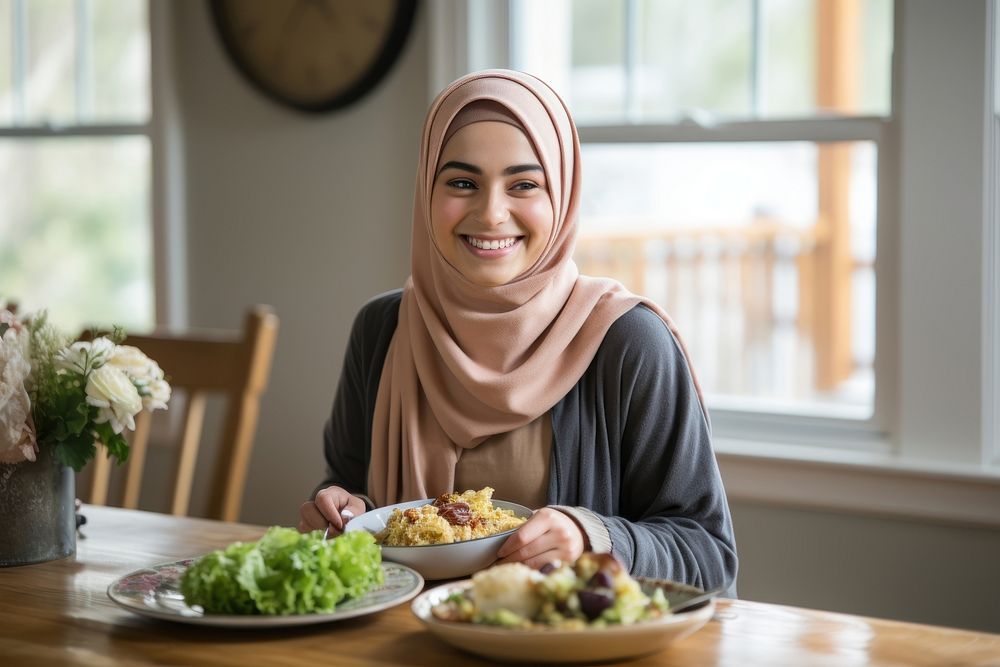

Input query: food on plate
[179,526,383,615]
[431,552,670,629]
[376,487,527,546]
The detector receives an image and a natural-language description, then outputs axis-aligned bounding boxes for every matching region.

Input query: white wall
[168,2,1000,634]
[171,1,426,526]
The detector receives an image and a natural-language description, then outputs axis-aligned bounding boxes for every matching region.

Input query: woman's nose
[478,188,510,226]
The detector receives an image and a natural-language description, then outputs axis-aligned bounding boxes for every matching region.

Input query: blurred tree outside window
[512,0,892,420]
[0,0,152,334]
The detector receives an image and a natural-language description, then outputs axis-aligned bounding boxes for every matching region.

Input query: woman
[299,70,737,590]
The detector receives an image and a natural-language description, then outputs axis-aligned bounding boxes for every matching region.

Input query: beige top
[453,412,612,553]
[454,413,551,509]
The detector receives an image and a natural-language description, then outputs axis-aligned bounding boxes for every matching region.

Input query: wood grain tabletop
[0,505,997,666]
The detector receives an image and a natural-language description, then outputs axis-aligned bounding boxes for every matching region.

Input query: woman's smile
[462,234,522,254]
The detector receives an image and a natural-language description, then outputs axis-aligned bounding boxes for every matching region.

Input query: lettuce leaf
[179,527,383,615]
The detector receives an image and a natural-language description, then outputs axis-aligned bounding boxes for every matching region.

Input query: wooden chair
[86,306,279,521]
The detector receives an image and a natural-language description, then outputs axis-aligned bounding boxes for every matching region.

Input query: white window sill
[714,438,1000,528]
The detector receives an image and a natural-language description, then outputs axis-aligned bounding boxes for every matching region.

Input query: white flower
[107,345,159,382]
[142,377,171,411]
[56,337,115,376]
[108,345,171,411]
[0,324,37,463]
[86,365,143,434]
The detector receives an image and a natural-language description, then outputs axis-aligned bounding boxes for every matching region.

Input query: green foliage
[100,428,130,464]
[54,435,96,472]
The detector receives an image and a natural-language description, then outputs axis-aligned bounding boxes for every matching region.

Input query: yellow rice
[376,487,526,546]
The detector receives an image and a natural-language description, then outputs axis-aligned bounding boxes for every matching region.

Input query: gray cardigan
[320,290,737,590]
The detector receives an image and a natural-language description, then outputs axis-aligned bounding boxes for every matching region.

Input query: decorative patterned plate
[107,559,423,628]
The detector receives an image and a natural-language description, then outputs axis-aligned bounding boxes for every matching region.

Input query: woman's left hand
[495,507,585,570]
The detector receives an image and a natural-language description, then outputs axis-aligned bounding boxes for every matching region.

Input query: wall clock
[209,0,418,114]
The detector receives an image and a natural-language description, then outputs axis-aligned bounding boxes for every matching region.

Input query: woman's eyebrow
[437,160,481,176]
[436,161,544,177]
[503,164,543,175]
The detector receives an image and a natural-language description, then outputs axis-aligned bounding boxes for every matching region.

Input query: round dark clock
[209,0,417,114]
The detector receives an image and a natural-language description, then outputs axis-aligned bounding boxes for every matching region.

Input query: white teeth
[466,236,516,250]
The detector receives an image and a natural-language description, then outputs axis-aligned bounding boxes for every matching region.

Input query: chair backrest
[86,306,279,521]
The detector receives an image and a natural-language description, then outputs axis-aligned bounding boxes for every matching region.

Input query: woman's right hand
[298,486,367,535]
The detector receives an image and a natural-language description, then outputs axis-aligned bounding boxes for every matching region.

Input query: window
[508,0,892,421]
[432,1,1000,491]
[0,0,153,333]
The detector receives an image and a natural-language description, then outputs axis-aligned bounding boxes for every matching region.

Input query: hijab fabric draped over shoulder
[367,70,703,506]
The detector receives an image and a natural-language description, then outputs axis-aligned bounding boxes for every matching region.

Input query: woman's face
[430,121,554,287]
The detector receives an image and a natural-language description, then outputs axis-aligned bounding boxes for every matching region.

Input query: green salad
[179,527,383,615]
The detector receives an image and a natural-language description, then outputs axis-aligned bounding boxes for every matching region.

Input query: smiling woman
[301,70,737,591]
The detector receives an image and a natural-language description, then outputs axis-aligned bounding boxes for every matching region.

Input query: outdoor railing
[574,218,872,398]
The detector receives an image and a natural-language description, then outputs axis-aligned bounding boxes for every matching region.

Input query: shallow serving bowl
[344,498,533,580]
[411,577,716,664]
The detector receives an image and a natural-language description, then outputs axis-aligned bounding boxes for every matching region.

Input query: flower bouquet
[0,307,171,566]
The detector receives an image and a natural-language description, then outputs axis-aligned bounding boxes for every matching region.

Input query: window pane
[516,0,629,123]
[0,0,11,124]
[512,0,893,122]
[87,0,150,122]
[25,0,76,124]
[0,137,153,332]
[635,0,752,120]
[857,0,893,116]
[11,0,149,125]
[575,141,876,416]
[761,0,816,116]
[569,0,626,121]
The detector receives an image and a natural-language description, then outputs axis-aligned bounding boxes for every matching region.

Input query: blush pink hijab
[367,70,703,506]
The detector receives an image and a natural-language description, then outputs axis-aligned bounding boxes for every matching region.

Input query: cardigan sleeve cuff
[354,493,376,511]
[550,505,612,554]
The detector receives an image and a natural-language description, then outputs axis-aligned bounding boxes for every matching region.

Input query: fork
[322,509,354,540]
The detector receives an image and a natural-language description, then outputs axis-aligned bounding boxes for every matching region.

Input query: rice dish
[376,487,527,546]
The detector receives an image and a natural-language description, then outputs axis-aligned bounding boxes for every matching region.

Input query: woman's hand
[495,507,586,570]
[298,486,367,535]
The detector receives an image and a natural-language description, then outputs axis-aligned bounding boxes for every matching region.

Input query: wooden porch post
[811,0,859,390]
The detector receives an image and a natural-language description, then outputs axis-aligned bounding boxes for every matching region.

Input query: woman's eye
[447,178,477,190]
[511,181,539,191]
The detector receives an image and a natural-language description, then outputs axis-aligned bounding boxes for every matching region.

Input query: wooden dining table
[0,505,997,666]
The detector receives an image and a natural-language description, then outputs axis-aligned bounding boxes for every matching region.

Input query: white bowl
[411,578,715,663]
[344,498,533,580]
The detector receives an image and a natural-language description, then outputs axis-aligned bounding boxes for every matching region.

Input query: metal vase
[0,444,76,567]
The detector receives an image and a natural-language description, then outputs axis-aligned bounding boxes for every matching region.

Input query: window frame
[0,0,184,329]
[429,0,1000,524]
[570,116,895,449]
[987,0,1000,468]
[149,0,186,329]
